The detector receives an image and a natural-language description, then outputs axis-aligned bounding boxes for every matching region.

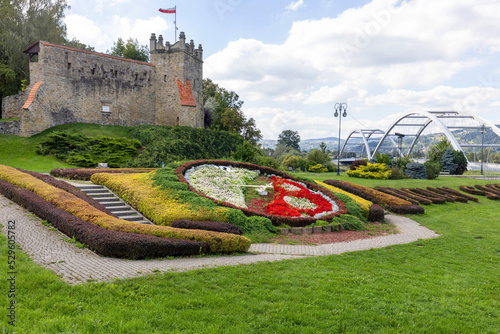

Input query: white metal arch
[341,129,396,160]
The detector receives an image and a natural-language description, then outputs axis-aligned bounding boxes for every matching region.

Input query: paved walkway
[0,194,439,284]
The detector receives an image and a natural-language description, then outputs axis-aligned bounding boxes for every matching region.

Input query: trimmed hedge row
[175,160,349,227]
[19,169,114,215]
[171,220,243,235]
[375,186,483,205]
[50,168,157,181]
[315,180,384,222]
[0,179,208,259]
[460,185,500,200]
[324,180,424,215]
[0,165,251,254]
[374,187,433,206]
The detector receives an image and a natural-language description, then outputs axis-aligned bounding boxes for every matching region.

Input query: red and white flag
[159,7,176,14]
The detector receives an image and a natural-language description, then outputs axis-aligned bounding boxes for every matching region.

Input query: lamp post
[334,103,347,176]
[395,133,405,168]
[480,124,486,175]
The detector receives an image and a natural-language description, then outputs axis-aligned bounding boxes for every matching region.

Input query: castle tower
[150,31,204,128]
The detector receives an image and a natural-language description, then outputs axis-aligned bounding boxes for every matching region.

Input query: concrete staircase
[77,184,154,225]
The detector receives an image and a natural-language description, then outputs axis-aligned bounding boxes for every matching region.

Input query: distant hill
[260,137,344,152]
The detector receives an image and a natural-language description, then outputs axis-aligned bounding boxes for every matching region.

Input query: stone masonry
[0,32,204,137]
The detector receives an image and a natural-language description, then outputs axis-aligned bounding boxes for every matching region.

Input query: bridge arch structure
[340,111,500,164]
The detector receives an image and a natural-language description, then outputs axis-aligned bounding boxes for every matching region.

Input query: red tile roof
[176,79,197,107]
[22,81,44,109]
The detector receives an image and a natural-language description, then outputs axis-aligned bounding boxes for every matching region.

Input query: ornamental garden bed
[176,160,354,227]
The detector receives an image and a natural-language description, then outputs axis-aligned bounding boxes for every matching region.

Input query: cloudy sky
[64,0,500,139]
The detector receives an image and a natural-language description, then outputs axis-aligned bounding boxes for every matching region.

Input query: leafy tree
[203,78,262,145]
[277,130,300,151]
[109,38,149,62]
[307,149,328,164]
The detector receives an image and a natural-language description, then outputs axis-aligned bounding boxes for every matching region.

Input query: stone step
[114,211,138,217]
[78,185,106,191]
[87,192,114,198]
[106,206,130,212]
[94,197,121,203]
[120,215,145,222]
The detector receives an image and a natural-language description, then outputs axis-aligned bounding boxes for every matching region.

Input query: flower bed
[0,164,250,254]
[176,160,349,227]
[0,178,209,259]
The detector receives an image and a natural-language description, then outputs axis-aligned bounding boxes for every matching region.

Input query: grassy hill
[0,123,133,172]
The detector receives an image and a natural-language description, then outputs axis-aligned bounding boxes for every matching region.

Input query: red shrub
[0,179,208,258]
[368,204,385,222]
[171,220,242,235]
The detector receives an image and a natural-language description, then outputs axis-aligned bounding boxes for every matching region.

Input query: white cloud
[286,0,306,11]
[205,0,500,106]
[64,14,169,52]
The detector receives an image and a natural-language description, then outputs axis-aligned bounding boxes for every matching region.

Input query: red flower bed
[266,176,333,217]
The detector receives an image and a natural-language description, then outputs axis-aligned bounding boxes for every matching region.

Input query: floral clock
[176,160,348,227]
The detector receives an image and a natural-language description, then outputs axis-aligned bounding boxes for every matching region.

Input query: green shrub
[350,159,368,170]
[425,161,441,180]
[388,167,406,179]
[405,162,428,179]
[37,130,142,167]
[307,149,328,164]
[281,154,306,170]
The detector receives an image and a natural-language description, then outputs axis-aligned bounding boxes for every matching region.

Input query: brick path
[0,194,439,284]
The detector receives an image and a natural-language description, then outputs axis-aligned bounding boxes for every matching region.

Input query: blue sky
[64,0,500,140]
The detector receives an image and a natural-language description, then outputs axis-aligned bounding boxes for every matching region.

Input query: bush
[50,167,156,180]
[37,131,142,167]
[388,167,405,179]
[308,164,328,173]
[404,162,427,179]
[373,152,391,165]
[350,159,368,170]
[171,220,243,235]
[347,163,391,180]
[281,154,305,170]
[307,149,328,164]
[424,161,441,180]
[441,148,458,174]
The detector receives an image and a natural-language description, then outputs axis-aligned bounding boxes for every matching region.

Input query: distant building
[0,32,204,137]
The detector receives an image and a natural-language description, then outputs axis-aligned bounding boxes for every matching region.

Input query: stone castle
[0,32,204,137]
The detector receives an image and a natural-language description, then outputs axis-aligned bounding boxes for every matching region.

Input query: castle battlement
[150,32,203,60]
[0,32,204,137]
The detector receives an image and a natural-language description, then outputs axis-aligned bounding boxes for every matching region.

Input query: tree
[0,0,87,103]
[203,78,262,145]
[109,38,149,62]
[307,149,328,164]
[277,130,301,151]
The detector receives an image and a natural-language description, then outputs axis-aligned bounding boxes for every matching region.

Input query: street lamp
[395,132,405,168]
[480,124,486,175]
[334,103,347,176]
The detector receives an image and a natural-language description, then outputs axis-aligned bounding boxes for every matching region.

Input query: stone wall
[18,43,157,136]
[1,92,26,119]
[0,119,21,135]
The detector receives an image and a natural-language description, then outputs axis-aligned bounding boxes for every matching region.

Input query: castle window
[91,68,95,75]
[164,75,167,82]
[101,100,112,113]
[114,70,118,77]
[67,63,71,70]
[135,73,138,81]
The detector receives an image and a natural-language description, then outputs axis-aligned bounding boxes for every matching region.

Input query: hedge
[374,187,432,206]
[405,188,447,204]
[324,180,424,215]
[315,180,385,222]
[50,168,157,181]
[0,179,208,259]
[171,220,243,235]
[19,169,114,215]
[0,164,251,254]
[459,185,500,200]
[175,160,349,227]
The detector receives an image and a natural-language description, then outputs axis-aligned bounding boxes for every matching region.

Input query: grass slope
[0,123,132,172]
[1,179,499,333]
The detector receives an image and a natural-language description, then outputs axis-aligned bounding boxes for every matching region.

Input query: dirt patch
[269,222,399,245]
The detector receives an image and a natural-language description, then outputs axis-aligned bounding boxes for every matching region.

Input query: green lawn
[0,123,133,172]
[1,179,499,333]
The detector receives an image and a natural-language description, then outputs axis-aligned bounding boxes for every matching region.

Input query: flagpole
[174,6,177,43]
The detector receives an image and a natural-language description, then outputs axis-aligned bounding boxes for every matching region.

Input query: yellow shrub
[91,172,231,225]
[315,180,372,219]
[0,164,250,253]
